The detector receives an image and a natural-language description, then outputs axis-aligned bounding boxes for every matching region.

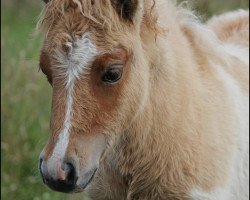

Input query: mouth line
[74,168,98,192]
[83,168,98,189]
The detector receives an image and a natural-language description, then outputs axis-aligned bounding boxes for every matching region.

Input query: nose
[39,158,78,192]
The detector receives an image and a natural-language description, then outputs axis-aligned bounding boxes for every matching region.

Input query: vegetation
[178,0,249,19]
[1,0,248,199]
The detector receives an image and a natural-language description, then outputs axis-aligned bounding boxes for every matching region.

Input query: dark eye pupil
[102,68,122,83]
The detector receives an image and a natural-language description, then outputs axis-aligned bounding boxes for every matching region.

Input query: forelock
[36,0,123,35]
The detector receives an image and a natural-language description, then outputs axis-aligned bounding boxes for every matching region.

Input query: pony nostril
[62,162,77,185]
[39,157,48,185]
[39,158,42,171]
[39,158,44,177]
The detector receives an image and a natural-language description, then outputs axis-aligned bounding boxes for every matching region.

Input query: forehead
[43,12,93,50]
[40,31,127,75]
[44,16,122,60]
[39,1,131,72]
[40,2,123,52]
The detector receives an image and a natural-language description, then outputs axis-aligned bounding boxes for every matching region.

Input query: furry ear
[112,0,139,22]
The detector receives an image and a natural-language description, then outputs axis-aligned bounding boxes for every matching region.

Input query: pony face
[38,0,151,193]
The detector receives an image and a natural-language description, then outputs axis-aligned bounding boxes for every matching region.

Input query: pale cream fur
[37,0,249,199]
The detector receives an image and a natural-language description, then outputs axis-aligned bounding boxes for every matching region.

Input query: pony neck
[116,15,202,175]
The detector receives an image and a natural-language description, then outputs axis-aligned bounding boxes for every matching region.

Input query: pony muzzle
[39,133,106,193]
[39,155,98,193]
[39,156,77,192]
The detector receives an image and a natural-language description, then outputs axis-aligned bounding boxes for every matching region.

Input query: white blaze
[48,32,97,165]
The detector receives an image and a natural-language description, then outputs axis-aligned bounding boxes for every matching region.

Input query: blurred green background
[1,0,249,200]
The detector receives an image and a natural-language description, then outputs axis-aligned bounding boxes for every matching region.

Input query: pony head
[38,0,157,193]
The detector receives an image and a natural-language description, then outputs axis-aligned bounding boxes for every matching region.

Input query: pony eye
[101,66,123,83]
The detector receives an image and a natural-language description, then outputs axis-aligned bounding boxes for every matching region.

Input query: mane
[36,0,159,35]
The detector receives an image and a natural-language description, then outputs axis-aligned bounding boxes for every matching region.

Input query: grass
[179,0,249,19]
[1,6,66,200]
[1,1,248,200]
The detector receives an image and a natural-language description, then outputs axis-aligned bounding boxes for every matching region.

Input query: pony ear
[112,0,139,22]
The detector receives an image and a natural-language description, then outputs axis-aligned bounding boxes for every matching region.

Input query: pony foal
[37,0,249,199]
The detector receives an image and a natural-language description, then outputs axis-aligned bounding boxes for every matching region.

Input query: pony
[37,0,249,199]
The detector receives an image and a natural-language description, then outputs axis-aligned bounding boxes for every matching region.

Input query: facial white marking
[54,32,97,87]
[47,32,97,174]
